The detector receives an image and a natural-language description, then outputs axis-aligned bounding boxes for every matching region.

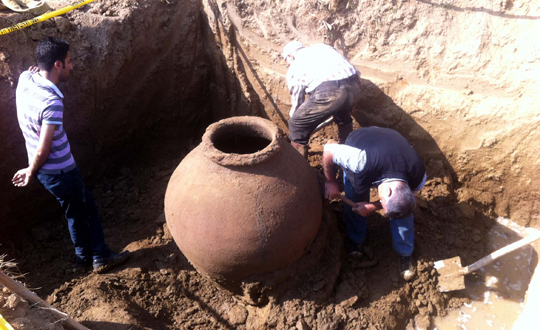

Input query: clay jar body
[164,116,322,283]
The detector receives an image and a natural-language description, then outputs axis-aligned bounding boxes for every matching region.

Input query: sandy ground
[1,123,483,329]
[0,0,539,328]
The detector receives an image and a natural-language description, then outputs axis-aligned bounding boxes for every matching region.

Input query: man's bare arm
[322,140,340,199]
[12,124,56,187]
[353,201,383,216]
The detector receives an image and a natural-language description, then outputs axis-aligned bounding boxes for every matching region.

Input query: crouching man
[323,127,426,280]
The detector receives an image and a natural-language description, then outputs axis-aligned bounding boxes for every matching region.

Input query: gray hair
[385,182,416,220]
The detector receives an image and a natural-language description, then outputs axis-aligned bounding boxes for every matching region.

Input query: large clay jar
[164,116,322,283]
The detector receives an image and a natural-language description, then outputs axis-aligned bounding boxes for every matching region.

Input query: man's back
[287,44,358,93]
[344,127,426,192]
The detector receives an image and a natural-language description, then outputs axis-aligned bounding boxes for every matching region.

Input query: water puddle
[432,218,538,330]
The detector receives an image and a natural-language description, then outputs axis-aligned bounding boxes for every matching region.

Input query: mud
[0,0,539,329]
[433,220,537,329]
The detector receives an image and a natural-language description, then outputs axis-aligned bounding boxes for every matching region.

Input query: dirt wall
[0,0,256,242]
[202,0,540,228]
[1,1,539,329]
[2,0,537,240]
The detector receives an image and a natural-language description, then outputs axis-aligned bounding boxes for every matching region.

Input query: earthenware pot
[164,116,322,283]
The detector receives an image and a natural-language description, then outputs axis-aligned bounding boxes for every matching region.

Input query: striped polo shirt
[287,44,359,115]
[16,71,76,174]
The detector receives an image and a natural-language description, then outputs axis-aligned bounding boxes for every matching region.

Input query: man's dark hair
[385,182,416,220]
[36,37,70,72]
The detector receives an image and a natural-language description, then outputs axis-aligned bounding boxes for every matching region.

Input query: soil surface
[1,123,482,330]
[1,0,539,329]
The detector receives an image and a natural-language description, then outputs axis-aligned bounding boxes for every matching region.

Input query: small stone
[296,319,311,330]
[0,51,10,62]
[312,279,325,291]
[335,281,358,307]
[472,235,482,242]
[55,17,72,34]
[185,306,198,315]
[459,203,475,218]
[155,212,166,223]
[414,314,431,330]
[416,196,428,209]
[482,137,497,148]
[228,305,248,325]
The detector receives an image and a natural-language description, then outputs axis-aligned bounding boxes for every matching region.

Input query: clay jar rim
[201,116,282,166]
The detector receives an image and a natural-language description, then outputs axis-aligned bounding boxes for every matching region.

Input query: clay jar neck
[201,117,282,166]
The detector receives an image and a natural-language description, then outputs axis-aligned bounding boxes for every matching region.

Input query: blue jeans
[343,171,414,257]
[36,167,111,263]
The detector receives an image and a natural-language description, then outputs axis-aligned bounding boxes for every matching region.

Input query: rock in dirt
[54,17,72,34]
[227,304,248,325]
[296,319,311,330]
[335,281,358,307]
[316,311,340,330]
[414,314,431,330]
[0,51,10,62]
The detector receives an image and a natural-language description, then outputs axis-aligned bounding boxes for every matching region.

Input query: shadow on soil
[416,0,540,20]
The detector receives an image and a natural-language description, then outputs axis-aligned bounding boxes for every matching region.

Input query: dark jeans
[36,167,111,263]
[288,75,361,145]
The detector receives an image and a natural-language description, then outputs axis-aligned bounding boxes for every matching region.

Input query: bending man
[283,41,361,157]
[323,126,426,280]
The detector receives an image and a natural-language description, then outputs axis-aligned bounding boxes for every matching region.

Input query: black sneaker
[400,256,415,281]
[74,258,92,269]
[93,251,131,273]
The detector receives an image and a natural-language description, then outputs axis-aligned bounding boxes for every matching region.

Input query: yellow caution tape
[0,0,95,36]
[0,314,14,330]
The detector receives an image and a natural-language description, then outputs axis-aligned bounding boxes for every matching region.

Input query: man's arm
[322,140,340,200]
[353,201,382,217]
[12,124,56,187]
[323,141,383,216]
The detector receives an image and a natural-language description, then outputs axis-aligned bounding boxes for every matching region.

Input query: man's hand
[28,66,39,73]
[325,180,340,200]
[12,168,33,187]
[352,201,382,217]
[352,202,373,216]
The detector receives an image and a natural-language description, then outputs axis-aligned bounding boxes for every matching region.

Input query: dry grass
[0,253,24,281]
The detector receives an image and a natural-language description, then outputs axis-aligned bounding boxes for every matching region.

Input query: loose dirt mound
[4,136,477,329]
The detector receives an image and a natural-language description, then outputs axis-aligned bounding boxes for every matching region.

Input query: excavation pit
[0,0,539,329]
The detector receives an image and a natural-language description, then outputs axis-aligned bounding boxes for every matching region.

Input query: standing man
[12,37,130,273]
[323,127,426,280]
[283,41,361,157]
